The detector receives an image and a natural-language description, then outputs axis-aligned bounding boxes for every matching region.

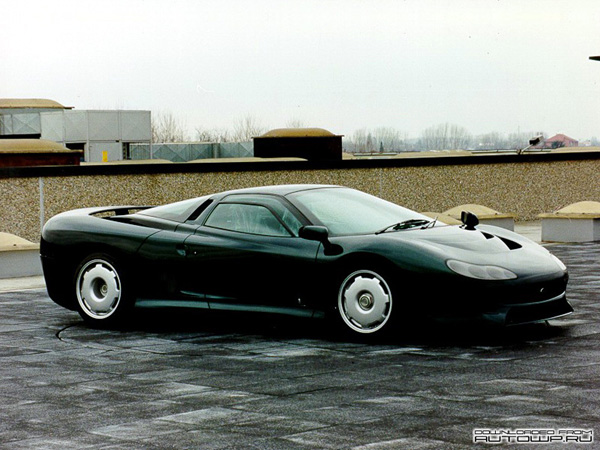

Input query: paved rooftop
[0,241,599,449]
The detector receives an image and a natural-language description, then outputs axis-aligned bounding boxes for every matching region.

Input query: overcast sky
[2,0,600,140]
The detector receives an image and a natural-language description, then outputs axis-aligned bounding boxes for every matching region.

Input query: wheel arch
[334,251,400,280]
[71,243,133,268]
[70,243,143,299]
[42,239,141,312]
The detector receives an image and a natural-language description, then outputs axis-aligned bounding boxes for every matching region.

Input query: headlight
[550,253,567,271]
[446,260,517,280]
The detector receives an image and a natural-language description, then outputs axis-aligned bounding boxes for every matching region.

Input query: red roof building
[543,134,578,149]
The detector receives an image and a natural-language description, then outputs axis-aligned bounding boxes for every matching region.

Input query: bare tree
[348,127,408,153]
[366,132,375,152]
[152,111,189,143]
[372,127,408,152]
[350,128,369,152]
[232,114,266,142]
[193,114,267,143]
[474,132,508,150]
[419,123,471,151]
[195,127,231,143]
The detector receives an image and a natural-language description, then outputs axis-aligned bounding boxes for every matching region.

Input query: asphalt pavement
[0,241,599,449]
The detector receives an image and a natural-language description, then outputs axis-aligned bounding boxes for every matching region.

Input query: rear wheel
[337,269,394,335]
[74,254,131,325]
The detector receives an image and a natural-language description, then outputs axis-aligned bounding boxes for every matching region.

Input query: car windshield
[290,187,433,235]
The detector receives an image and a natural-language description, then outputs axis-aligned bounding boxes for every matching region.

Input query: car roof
[216,184,340,198]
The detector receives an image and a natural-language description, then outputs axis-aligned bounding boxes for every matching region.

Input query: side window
[268,202,303,236]
[219,194,305,236]
[205,203,292,237]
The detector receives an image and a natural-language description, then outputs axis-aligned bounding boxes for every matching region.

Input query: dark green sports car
[40,184,572,336]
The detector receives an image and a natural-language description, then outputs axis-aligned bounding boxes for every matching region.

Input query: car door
[181,195,321,312]
[134,222,200,302]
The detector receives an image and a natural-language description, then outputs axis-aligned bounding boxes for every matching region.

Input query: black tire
[73,253,132,327]
[336,268,395,336]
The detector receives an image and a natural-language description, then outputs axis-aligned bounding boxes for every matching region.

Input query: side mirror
[299,225,343,255]
[299,225,330,243]
[461,211,479,231]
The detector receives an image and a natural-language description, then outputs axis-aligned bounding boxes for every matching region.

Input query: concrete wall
[1,153,600,243]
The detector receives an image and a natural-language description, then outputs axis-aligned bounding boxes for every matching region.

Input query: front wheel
[337,269,394,335]
[74,255,130,325]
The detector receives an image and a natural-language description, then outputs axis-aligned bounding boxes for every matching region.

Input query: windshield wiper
[375,218,432,235]
[422,217,437,229]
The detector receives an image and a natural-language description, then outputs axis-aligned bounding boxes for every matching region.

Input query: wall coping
[1,150,600,179]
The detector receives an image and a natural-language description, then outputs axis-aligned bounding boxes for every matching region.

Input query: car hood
[367,224,565,278]
[403,225,521,253]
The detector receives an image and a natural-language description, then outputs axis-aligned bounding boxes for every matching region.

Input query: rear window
[139,196,210,222]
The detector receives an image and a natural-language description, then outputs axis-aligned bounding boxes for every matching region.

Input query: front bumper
[413,271,572,326]
[482,292,573,326]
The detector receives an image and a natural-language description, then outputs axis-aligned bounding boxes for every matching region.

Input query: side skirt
[134,298,324,319]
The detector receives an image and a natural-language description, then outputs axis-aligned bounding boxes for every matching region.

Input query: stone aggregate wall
[0,177,41,243]
[1,158,599,243]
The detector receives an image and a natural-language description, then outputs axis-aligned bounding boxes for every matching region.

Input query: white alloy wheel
[75,258,122,320]
[337,270,393,334]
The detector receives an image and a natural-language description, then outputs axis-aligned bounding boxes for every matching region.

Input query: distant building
[0,98,151,162]
[0,139,81,167]
[0,98,72,138]
[39,109,151,162]
[254,128,343,161]
[543,133,578,149]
